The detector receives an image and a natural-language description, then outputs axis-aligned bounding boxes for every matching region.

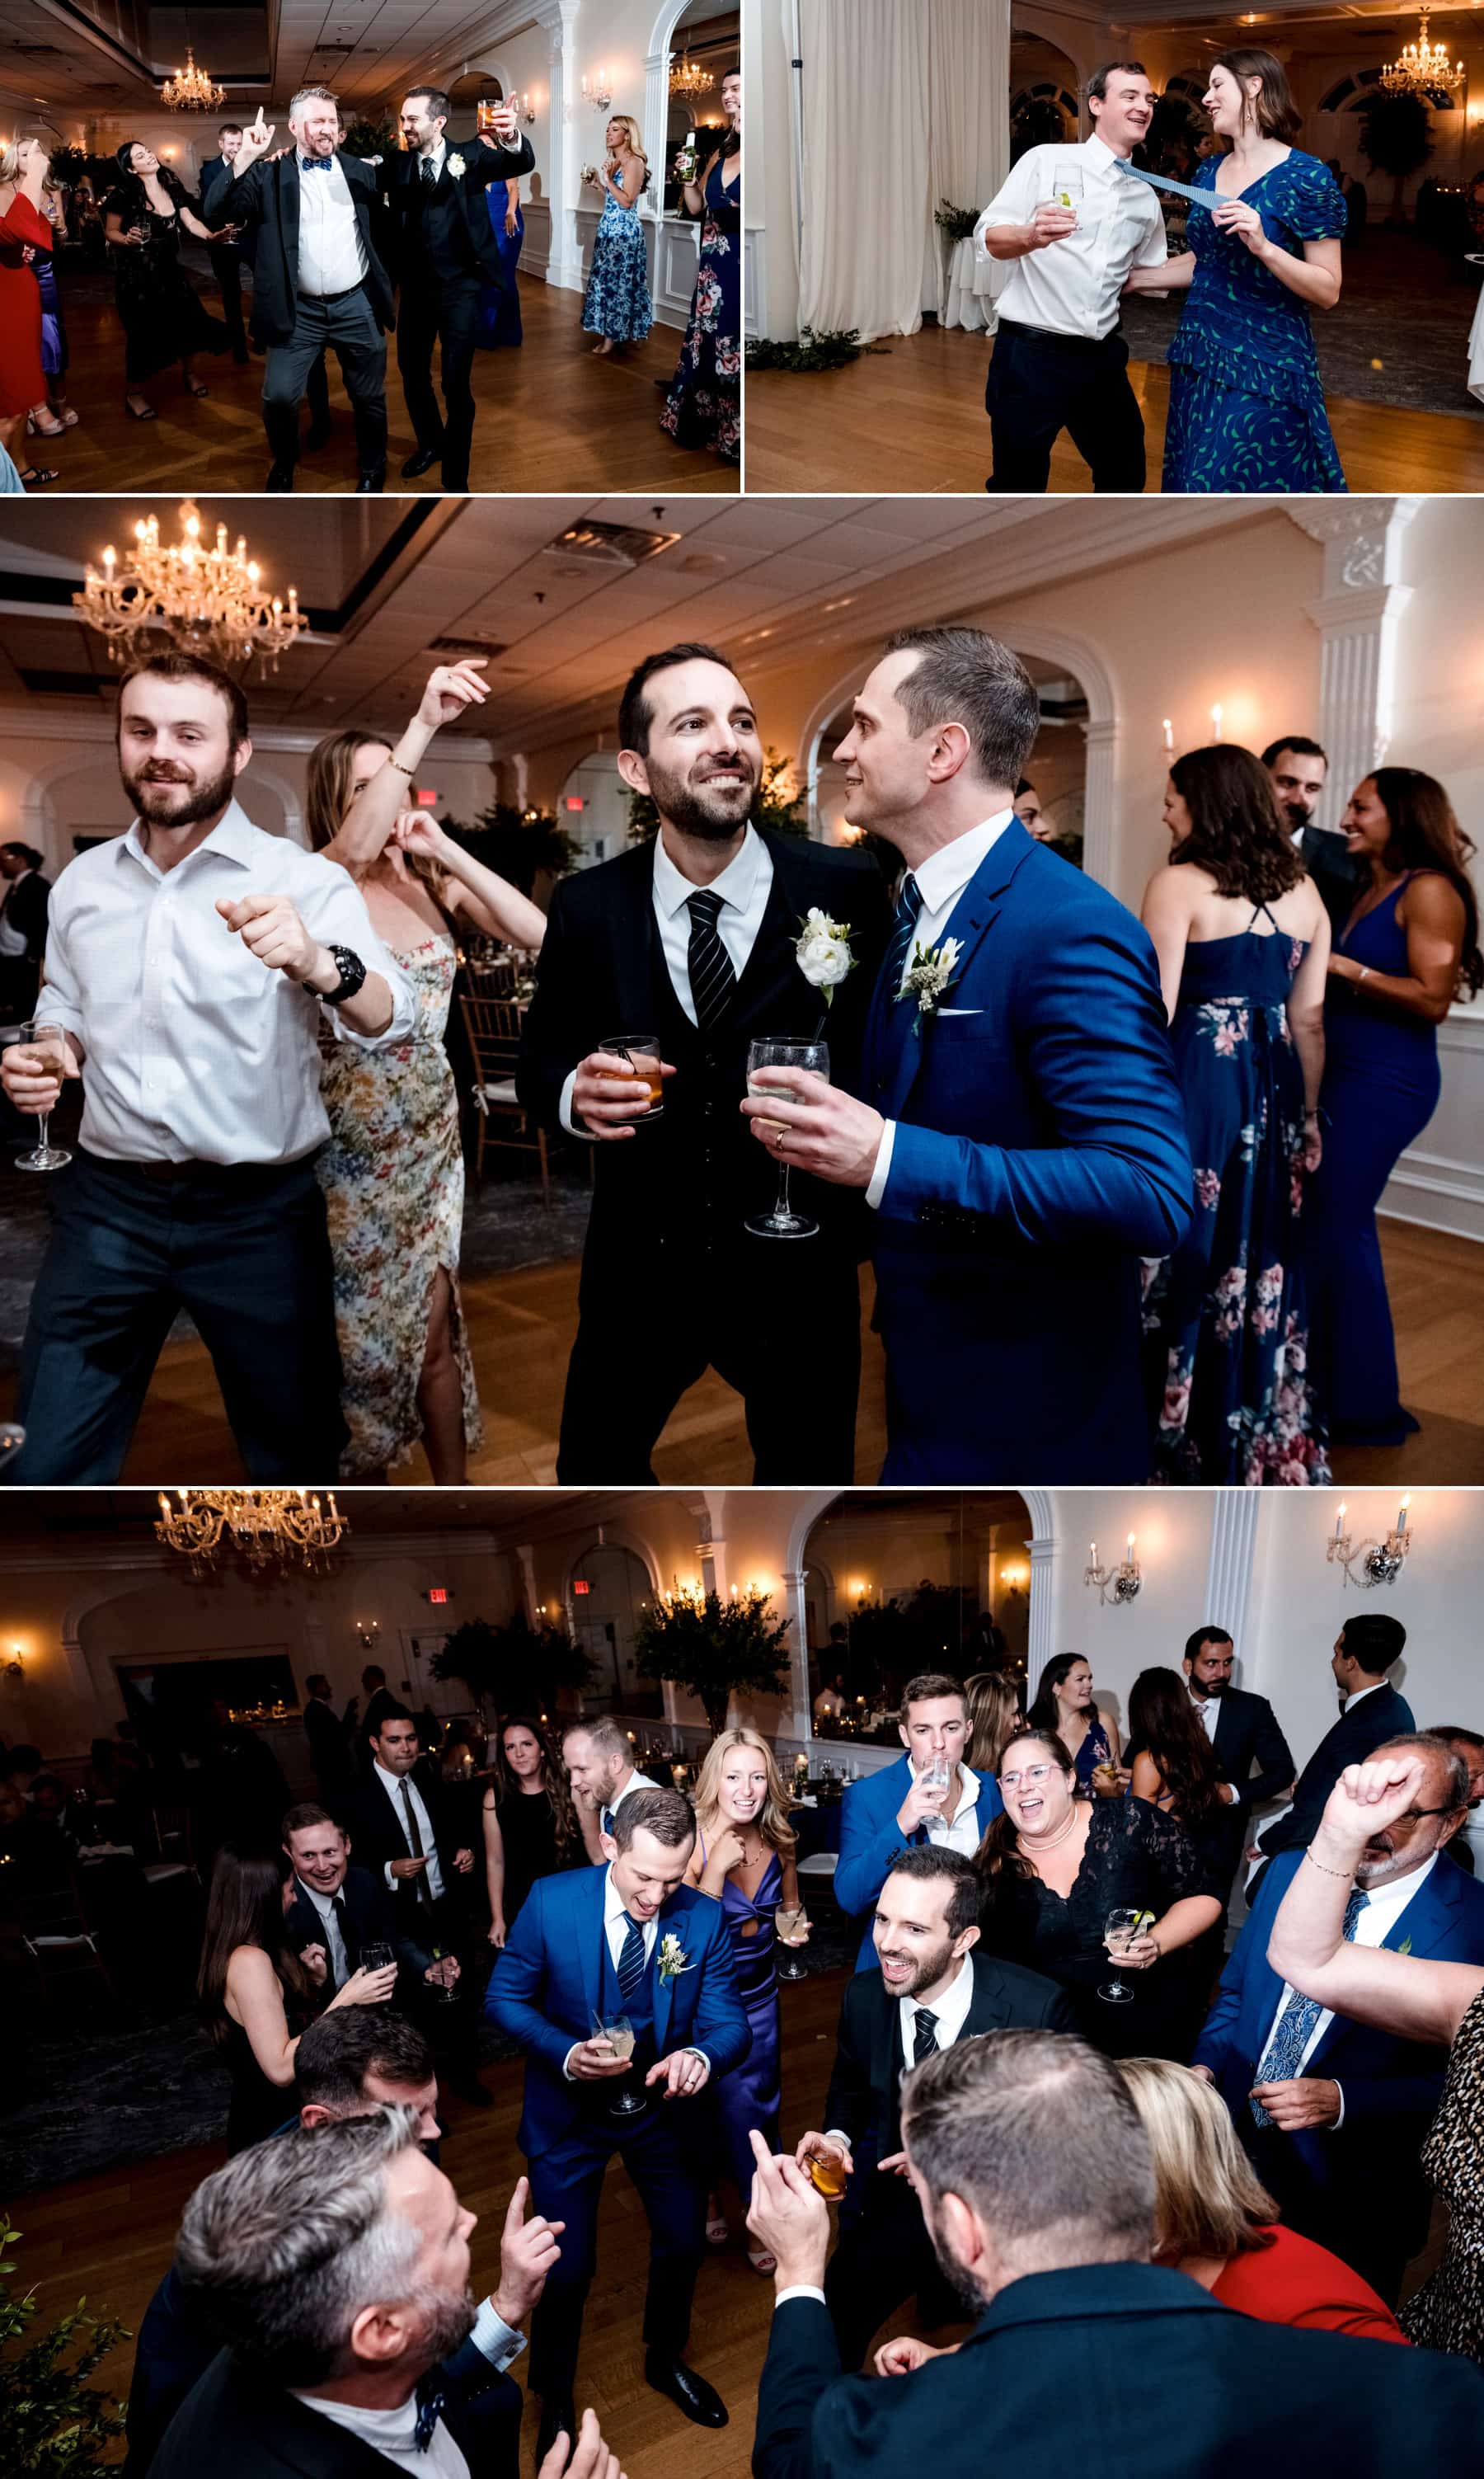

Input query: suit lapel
[1308,1865,1453,2067]
[731,841,803,1029]
[876,820,1037,1122]
[608,845,665,1031]
[281,153,301,270]
[964,1955,1014,2036]
[653,1890,688,2053]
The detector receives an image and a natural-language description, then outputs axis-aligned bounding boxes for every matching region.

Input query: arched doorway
[556,749,626,868]
[1009,35,1082,160]
[568,1543,664,1715]
[656,2,739,220]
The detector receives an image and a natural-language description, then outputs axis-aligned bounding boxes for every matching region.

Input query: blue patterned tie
[882,871,924,1000]
[413,2388,446,2452]
[618,1913,646,2006]
[299,157,332,171]
[1250,1885,1368,2125]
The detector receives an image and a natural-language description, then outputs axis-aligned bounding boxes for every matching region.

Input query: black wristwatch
[315,943,368,1006]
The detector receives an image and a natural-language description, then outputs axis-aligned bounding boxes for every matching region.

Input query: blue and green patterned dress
[581,181,654,344]
[1163,150,1348,494]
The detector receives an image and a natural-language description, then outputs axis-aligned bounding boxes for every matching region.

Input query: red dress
[0,192,49,416]
[1212,2222,1409,2342]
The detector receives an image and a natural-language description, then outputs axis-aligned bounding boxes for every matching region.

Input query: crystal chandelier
[74,500,308,675]
[669,51,715,101]
[1379,11,1464,95]
[162,44,226,111]
[156,1489,349,1579]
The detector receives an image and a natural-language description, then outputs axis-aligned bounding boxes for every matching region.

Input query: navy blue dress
[660,153,740,463]
[1144,910,1329,1484]
[1307,874,1441,1443]
[1163,151,1347,494]
[476,185,524,348]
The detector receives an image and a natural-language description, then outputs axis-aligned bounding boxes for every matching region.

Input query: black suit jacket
[1208,1685,1295,1814]
[344,1765,467,1921]
[303,1696,353,1801]
[517,833,890,1291]
[151,2344,518,2479]
[1298,825,1363,933]
[382,133,535,290]
[753,2265,1484,2479]
[1258,1680,1416,1860]
[824,1951,1076,2166]
[284,1861,431,1987]
[2,869,50,958]
[204,151,395,341]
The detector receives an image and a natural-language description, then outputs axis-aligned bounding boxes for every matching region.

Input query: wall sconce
[1162,717,1174,755]
[5,1644,22,1681]
[356,1617,381,1652]
[582,68,613,111]
[1327,1498,1413,1588]
[1086,1533,1141,1606]
[521,91,537,124]
[1209,704,1223,742]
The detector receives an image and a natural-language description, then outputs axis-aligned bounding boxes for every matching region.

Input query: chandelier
[74,501,308,675]
[162,45,226,111]
[156,1489,349,1579]
[669,50,714,101]
[1379,11,1464,95]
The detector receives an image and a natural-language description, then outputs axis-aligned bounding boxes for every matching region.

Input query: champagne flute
[15,1018,72,1172]
[590,2009,644,2116]
[1099,1907,1142,2004]
[745,1037,829,1239]
[775,1902,809,1983]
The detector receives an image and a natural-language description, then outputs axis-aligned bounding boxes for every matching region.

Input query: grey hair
[566,1715,632,1766]
[883,625,1042,792]
[901,2030,1155,2279]
[289,84,340,120]
[1379,1733,1469,1813]
[173,2105,425,2383]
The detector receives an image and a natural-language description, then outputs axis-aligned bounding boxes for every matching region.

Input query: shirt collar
[603,1862,632,1927]
[297,1875,336,1913]
[911,811,1015,915]
[1343,1679,1385,1713]
[909,1949,974,2029]
[425,139,447,172]
[1084,134,1128,175]
[1360,1848,1439,1922]
[121,797,258,882]
[652,820,764,922]
[374,1757,419,1799]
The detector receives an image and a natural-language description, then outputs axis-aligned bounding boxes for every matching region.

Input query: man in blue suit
[1193,1729,1484,2302]
[834,1673,1002,1971]
[740,625,1192,1481]
[487,1785,749,2457]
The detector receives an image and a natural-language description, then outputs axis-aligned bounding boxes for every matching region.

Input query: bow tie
[413,2389,446,2452]
[300,155,333,171]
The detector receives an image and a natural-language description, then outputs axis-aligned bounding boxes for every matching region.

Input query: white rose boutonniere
[446,151,467,179]
[899,935,963,1033]
[794,908,855,1007]
[657,1932,693,1986]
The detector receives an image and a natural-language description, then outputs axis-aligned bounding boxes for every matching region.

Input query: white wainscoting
[744,226,763,338]
[566,209,691,330]
[520,196,552,282]
[1378,1008,1484,1243]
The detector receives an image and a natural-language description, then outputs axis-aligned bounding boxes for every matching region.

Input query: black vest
[406,164,477,285]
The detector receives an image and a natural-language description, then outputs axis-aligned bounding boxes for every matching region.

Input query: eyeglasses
[1379,1804,1459,1828]
[998,1763,1057,1791]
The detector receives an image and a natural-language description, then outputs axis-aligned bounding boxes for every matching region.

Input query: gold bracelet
[1303,1846,1353,1879]
[387,755,416,779]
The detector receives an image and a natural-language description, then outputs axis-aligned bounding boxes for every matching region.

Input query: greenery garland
[746,327,889,374]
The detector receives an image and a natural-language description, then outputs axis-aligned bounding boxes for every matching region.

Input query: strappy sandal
[26,410,67,438]
[17,466,60,487]
[125,398,157,421]
[184,378,209,397]
[747,2250,777,2277]
[704,2212,730,2247]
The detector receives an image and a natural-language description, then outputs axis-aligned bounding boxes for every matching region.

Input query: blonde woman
[963,1672,1023,1777]
[687,1726,805,2270]
[307,656,546,1482]
[580,115,653,355]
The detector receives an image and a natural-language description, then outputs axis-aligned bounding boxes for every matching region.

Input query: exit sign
[416,789,438,807]
[573,1579,591,1596]
[565,796,585,812]
[426,1587,448,1605]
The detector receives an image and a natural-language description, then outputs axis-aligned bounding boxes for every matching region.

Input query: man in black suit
[152,2103,606,2479]
[1181,1623,1294,1896]
[1263,735,1361,932]
[198,124,253,362]
[343,1707,487,2104]
[383,85,534,492]
[744,2030,1484,2479]
[282,1801,448,1994]
[0,840,51,1021]
[517,644,890,1482]
[794,1848,1075,2369]
[301,1677,355,1808]
[1255,1615,1414,1878]
[204,91,392,492]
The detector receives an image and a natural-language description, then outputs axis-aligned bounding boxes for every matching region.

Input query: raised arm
[1266,1753,1483,2045]
[320,658,491,882]
[392,816,546,948]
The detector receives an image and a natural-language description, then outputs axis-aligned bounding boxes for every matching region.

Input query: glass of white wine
[775,1902,810,1982]
[745,1036,829,1239]
[1099,1907,1142,2004]
[15,1018,72,1173]
[591,2010,644,2115]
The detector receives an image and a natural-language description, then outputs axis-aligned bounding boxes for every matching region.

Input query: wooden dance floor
[745,326,1484,496]
[40,280,732,496]
[13,1959,1446,2477]
[2,1214,1480,1486]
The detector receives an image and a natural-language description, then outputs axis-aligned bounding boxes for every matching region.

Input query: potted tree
[430,1614,595,1725]
[632,1586,793,1738]
[1358,90,1434,228]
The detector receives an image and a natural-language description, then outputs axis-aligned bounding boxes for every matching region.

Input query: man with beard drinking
[792,1848,1074,2369]
[0,651,413,1484]
[517,643,888,1481]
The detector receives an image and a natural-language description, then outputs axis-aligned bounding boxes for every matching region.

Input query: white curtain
[796,0,1010,343]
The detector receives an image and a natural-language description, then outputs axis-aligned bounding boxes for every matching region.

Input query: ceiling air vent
[541,519,681,572]
[427,634,507,659]
[18,670,105,698]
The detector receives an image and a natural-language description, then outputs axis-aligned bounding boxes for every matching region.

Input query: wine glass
[590,2009,645,2116]
[775,1903,810,1982]
[15,1018,72,1172]
[428,1943,461,2004]
[745,1037,829,1239]
[360,1940,396,1989]
[1099,1907,1142,2004]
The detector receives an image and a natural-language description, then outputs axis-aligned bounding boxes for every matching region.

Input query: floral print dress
[317,933,482,1477]
[660,153,740,463]
[1142,907,1329,1485]
[581,181,653,343]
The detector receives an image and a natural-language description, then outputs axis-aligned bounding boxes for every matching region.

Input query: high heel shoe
[17,466,60,487]
[124,398,157,421]
[26,410,67,439]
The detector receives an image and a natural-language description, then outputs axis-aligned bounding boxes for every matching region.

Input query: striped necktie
[686,888,737,1034]
[912,2006,939,2064]
[618,1913,647,2006]
[1251,1886,1368,2124]
[882,872,924,1000]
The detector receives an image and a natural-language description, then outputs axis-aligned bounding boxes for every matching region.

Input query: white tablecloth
[942,235,990,332]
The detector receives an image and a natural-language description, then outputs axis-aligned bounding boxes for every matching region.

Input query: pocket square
[934,1007,984,1018]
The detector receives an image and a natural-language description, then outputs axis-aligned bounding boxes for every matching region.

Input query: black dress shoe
[536,2395,576,2468]
[265,463,294,492]
[644,2352,727,2428]
[305,421,332,450]
[355,468,386,493]
[401,445,439,477]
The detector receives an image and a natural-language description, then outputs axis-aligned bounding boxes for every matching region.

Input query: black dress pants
[262,284,387,477]
[397,275,481,489]
[207,243,247,351]
[825,2192,962,2371]
[985,319,1147,493]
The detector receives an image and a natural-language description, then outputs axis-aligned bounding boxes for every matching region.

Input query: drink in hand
[16,1019,72,1173]
[807,2147,848,2201]
[600,1033,665,1120]
[602,2021,636,2063]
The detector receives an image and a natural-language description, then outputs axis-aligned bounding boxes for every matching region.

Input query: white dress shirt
[823,1951,977,2157]
[1341,1679,1386,1716]
[922,1762,984,1859]
[295,149,369,296]
[1256,1851,1440,2127]
[560,826,775,1135]
[975,135,1167,341]
[605,1768,660,1831]
[1190,1692,1219,1742]
[374,1757,447,1903]
[866,808,1016,1210]
[39,801,414,1165]
[0,864,33,957]
[294,2392,469,2478]
[561,1864,707,2078]
[296,1875,352,1987]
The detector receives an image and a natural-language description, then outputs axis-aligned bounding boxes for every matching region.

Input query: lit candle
[1335,1502,1345,1541]
[1397,1495,1410,1535]
[1210,703,1223,741]
[157,1491,168,1516]
[104,544,115,575]
[1090,1541,1097,1566]
[1162,717,1173,753]
[1127,1532,1136,1558]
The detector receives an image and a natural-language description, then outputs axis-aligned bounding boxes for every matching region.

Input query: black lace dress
[103,173,228,383]
[979,1796,1223,2059]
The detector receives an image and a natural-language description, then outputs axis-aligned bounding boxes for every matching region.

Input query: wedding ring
[775,1129,786,1151]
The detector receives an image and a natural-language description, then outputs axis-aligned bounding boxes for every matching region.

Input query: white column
[1081,718,1117,889]
[781,1569,814,1743]
[1289,498,1422,833]
[1026,1535,1056,1676]
[643,47,672,214]
[545,0,582,293]
[1202,1494,1261,1655]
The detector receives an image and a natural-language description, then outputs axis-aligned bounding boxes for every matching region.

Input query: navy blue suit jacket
[1193,1845,1484,2252]
[486,1864,749,2153]
[149,2342,520,2479]
[1257,1680,1415,1860]
[863,822,1193,1480]
[834,1754,1003,1971]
